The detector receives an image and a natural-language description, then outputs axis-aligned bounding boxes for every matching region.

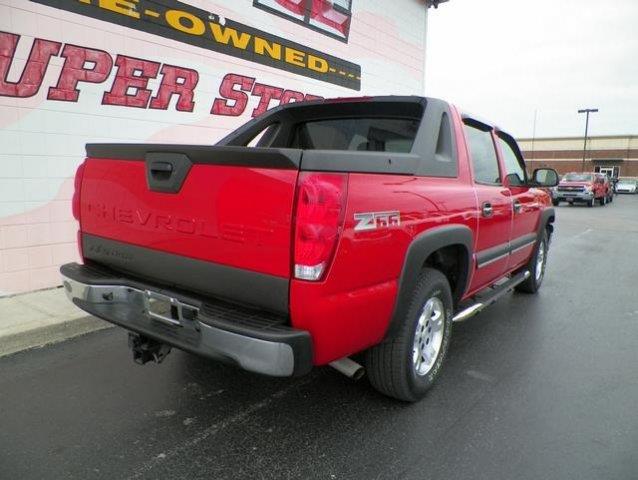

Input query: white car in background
[615,179,638,194]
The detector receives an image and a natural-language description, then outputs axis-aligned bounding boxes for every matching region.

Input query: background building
[519,135,638,178]
[0,0,433,296]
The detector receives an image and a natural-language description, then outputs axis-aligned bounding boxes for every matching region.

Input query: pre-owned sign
[30,0,361,90]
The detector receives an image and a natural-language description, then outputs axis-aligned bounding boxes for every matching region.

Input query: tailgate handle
[150,161,173,174]
[145,153,192,194]
[149,161,174,181]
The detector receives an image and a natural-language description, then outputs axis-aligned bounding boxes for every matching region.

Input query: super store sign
[0,31,323,117]
[1,0,363,117]
[30,0,361,90]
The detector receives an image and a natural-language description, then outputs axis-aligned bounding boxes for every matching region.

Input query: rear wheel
[516,229,548,294]
[366,268,453,402]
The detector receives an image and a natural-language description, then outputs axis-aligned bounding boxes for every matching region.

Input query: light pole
[578,108,598,172]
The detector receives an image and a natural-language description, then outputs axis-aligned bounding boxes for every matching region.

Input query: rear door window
[464,123,501,185]
[290,118,419,153]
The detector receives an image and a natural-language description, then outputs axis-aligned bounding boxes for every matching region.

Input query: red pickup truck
[61,97,558,401]
[552,172,613,207]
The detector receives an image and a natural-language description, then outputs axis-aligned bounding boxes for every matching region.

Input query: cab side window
[497,134,527,186]
[464,123,501,185]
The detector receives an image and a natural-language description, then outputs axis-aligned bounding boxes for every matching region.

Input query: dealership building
[0,0,444,296]
[519,135,638,178]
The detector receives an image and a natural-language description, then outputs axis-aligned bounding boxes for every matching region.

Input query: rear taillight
[293,172,348,281]
[72,161,86,221]
[72,161,86,261]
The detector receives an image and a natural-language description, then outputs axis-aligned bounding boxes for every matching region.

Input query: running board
[453,270,531,323]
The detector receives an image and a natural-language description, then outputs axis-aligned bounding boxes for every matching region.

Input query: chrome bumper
[554,191,594,201]
[61,265,312,377]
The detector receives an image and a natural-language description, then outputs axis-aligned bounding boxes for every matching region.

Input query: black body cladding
[387,225,474,337]
[82,234,289,314]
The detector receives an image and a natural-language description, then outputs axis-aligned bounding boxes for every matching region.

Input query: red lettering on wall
[251,83,284,117]
[102,55,160,108]
[211,73,255,116]
[149,64,199,112]
[0,32,61,98]
[304,94,324,101]
[280,89,305,104]
[1,31,323,118]
[47,45,113,102]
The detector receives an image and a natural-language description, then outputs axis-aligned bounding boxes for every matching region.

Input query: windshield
[563,173,593,182]
[290,117,419,153]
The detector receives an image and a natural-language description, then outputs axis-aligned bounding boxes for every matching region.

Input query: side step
[452,270,531,323]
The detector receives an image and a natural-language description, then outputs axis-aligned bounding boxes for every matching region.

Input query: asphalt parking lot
[1,195,637,480]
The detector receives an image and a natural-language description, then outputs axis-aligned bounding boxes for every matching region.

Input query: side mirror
[532,168,559,187]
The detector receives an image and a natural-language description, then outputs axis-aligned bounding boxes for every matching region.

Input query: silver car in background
[616,179,638,194]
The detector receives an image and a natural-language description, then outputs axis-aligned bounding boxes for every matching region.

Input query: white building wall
[0,0,428,295]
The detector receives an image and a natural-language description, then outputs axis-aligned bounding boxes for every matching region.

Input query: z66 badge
[354,211,401,232]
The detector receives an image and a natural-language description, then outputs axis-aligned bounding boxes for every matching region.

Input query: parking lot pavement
[1,196,637,480]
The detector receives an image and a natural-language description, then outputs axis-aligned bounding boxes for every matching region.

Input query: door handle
[513,200,522,214]
[482,202,493,217]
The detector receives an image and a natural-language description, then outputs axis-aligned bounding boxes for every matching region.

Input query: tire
[587,198,594,207]
[599,195,606,206]
[515,229,549,294]
[552,199,560,206]
[365,268,453,402]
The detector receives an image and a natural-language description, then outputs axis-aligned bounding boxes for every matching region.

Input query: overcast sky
[425,0,638,139]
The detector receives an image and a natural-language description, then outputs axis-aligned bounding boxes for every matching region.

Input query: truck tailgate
[79,145,302,313]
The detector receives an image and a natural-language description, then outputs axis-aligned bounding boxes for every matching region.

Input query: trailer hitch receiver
[128,333,172,365]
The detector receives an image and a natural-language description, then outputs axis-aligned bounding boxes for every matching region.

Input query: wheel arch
[385,225,473,339]
[538,207,555,241]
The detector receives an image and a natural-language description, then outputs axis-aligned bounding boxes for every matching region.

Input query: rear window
[290,118,419,153]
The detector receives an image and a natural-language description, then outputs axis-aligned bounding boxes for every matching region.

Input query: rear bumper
[60,262,312,377]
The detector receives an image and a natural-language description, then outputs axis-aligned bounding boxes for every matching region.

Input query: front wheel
[366,268,453,402]
[588,198,595,207]
[516,230,549,294]
[552,199,560,206]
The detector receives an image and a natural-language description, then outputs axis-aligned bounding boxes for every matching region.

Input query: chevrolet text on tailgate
[61,97,559,401]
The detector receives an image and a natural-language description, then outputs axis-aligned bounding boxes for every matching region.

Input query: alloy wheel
[412,297,445,376]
